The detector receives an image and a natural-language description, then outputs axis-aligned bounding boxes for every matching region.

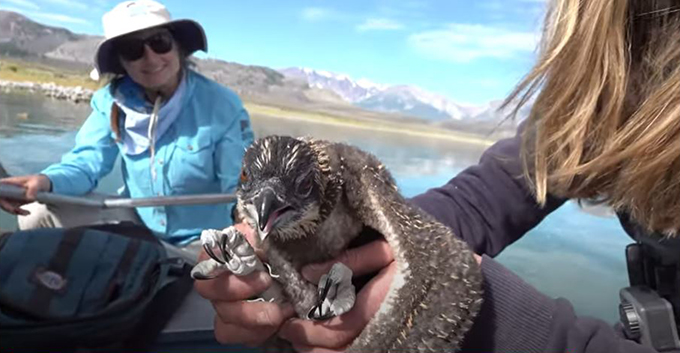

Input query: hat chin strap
[148,94,162,182]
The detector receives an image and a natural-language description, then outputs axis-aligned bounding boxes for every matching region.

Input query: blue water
[0,92,631,324]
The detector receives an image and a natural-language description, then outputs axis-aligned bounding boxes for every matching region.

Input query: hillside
[0,10,516,139]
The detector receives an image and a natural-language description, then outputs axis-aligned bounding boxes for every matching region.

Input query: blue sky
[1,0,547,105]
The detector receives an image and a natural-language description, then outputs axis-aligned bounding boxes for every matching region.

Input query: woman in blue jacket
[0,0,254,249]
[194,0,679,352]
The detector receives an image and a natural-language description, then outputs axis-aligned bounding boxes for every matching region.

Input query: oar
[0,183,237,208]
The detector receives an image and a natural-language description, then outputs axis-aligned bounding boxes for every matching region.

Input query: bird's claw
[307,262,356,321]
[191,226,262,279]
[191,258,226,280]
[200,229,221,252]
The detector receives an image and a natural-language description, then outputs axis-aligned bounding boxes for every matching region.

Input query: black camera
[619,240,680,352]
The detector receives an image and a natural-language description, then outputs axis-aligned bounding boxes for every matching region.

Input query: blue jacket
[42,70,255,244]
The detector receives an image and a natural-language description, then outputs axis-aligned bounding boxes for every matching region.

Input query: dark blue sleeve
[460,256,656,353]
[410,128,567,256]
[407,128,650,352]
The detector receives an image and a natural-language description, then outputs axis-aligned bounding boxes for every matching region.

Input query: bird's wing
[340,147,483,352]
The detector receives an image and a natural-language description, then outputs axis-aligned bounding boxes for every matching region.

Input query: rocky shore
[0,80,93,104]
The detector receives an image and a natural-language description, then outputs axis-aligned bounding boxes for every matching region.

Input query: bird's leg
[266,248,325,318]
[307,262,356,320]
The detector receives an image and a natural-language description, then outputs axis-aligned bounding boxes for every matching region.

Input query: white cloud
[0,5,92,26]
[356,18,404,32]
[408,23,539,63]
[0,5,29,13]
[4,0,39,10]
[31,12,89,25]
[42,0,87,10]
[301,7,332,22]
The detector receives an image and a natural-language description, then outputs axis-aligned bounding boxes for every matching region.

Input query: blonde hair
[504,0,680,234]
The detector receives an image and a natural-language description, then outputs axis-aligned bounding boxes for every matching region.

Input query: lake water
[0,91,632,324]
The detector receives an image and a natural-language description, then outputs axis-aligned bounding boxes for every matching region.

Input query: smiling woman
[0,0,254,254]
[116,29,181,99]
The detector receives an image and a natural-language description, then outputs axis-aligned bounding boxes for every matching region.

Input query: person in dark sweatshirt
[194,0,680,351]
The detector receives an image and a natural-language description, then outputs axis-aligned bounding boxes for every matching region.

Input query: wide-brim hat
[94,0,207,75]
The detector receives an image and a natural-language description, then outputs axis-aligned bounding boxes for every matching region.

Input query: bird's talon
[191,258,228,280]
[307,302,335,321]
[306,263,356,320]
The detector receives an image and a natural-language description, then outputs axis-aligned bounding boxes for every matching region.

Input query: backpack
[0,222,194,352]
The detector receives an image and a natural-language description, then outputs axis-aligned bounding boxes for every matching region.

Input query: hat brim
[94,19,207,75]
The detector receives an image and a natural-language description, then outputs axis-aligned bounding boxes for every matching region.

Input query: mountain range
[0,10,521,135]
[279,67,485,121]
[277,67,528,131]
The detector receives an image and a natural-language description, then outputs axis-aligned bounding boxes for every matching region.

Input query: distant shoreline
[247,103,496,146]
[0,78,497,146]
[0,79,93,103]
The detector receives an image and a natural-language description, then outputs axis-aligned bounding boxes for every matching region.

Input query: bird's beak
[253,187,288,242]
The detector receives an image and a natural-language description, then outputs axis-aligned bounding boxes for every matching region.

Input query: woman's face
[117,27,181,94]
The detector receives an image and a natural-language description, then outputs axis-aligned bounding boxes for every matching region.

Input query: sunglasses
[115,31,174,62]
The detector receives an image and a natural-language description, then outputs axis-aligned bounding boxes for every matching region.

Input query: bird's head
[236,136,337,245]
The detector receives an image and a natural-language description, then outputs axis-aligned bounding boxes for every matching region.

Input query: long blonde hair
[504,0,680,234]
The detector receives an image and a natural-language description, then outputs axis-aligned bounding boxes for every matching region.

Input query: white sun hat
[94,0,207,74]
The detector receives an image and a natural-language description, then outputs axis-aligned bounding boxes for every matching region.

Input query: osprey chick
[236,135,483,352]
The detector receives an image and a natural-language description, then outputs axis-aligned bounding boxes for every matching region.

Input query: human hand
[194,222,296,347]
[278,239,396,353]
[0,174,51,216]
[277,243,483,352]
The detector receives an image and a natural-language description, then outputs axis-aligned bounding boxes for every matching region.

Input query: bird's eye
[240,169,247,184]
[297,176,314,198]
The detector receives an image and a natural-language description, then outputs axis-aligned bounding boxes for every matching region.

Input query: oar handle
[0,183,27,200]
[0,183,104,207]
[0,183,237,208]
[104,193,238,208]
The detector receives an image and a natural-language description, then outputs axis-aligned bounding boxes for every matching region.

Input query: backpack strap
[113,237,142,286]
[84,222,158,243]
[83,222,196,350]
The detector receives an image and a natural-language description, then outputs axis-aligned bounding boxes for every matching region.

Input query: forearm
[43,93,119,195]
[42,162,103,195]
[41,142,118,195]
[462,256,655,353]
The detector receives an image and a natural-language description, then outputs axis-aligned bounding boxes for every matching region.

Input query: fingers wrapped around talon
[191,259,226,280]
[306,263,356,321]
[203,243,225,264]
[193,226,263,279]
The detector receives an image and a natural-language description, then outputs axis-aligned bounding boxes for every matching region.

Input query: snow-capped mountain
[470,95,534,123]
[279,67,385,103]
[357,85,466,121]
[279,67,470,121]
